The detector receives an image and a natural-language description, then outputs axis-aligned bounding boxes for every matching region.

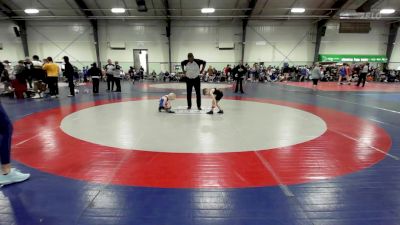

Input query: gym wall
[0,19,397,71]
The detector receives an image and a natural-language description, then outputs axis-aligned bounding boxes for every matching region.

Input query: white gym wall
[0,19,398,70]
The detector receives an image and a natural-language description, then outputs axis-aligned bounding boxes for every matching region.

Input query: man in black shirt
[233,61,247,94]
[63,56,75,97]
[87,62,101,94]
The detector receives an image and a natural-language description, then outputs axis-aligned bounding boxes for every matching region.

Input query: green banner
[319,54,388,63]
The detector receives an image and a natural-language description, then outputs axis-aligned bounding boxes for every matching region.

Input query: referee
[181,53,206,110]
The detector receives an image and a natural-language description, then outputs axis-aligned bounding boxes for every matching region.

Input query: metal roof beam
[313,0,349,62]
[356,0,380,12]
[0,0,29,56]
[73,0,100,67]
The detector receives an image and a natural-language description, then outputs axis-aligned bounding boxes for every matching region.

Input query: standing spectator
[31,55,46,99]
[24,57,33,89]
[3,61,13,77]
[83,66,88,82]
[357,63,369,87]
[87,62,101,94]
[104,59,115,91]
[139,66,145,80]
[310,63,322,90]
[128,66,135,83]
[233,61,247,94]
[181,53,206,110]
[354,64,360,81]
[63,56,75,97]
[42,57,59,98]
[113,61,121,92]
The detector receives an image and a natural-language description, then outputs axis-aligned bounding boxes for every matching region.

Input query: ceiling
[0,0,399,21]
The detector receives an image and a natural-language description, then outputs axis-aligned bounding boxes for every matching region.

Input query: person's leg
[94,78,99,93]
[216,100,222,111]
[194,77,201,109]
[0,103,30,185]
[48,78,54,96]
[240,79,244,93]
[235,78,239,93]
[207,98,216,114]
[338,75,342,84]
[362,74,367,87]
[106,75,111,90]
[312,79,317,90]
[69,79,75,96]
[186,79,193,109]
[116,78,121,92]
[0,104,12,174]
[111,77,115,91]
[356,74,363,86]
[27,77,32,89]
[55,78,59,95]
[347,75,352,84]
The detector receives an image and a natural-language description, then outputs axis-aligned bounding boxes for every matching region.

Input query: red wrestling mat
[283,81,400,92]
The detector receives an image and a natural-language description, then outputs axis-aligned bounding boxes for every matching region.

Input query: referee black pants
[186,76,201,109]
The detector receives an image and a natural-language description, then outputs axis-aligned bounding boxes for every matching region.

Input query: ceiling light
[24,8,39,14]
[291,8,305,13]
[380,8,395,14]
[111,8,126,13]
[201,8,215,14]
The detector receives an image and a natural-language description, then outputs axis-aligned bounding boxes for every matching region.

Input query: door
[133,49,149,75]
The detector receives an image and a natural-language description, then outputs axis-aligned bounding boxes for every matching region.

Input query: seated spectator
[150,70,157,80]
[11,60,28,99]
[164,71,170,82]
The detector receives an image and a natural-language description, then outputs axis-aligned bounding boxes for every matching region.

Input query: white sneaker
[0,168,30,186]
[50,95,56,98]
[32,94,41,99]
[67,95,74,97]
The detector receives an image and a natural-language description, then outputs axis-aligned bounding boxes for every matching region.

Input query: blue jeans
[0,103,12,165]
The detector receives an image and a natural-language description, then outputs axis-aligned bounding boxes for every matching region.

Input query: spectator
[104,59,115,91]
[31,55,46,99]
[24,57,33,89]
[42,57,60,98]
[150,70,157,81]
[113,61,122,92]
[0,61,12,94]
[87,62,101,94]
[11,60,28,99]
[282,63,290,83]
[357,63,369,87]
[128,66,135,82]
[139,66,144,80]
[233,61,247,94]
[63,56,75,97]
[311,63,322,90]
[164,71,170,82]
